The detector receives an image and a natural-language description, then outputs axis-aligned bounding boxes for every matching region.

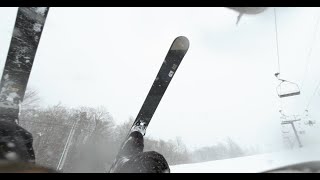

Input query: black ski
[131,36,189,130]
[109,36,189,172]
[0,7,49,123]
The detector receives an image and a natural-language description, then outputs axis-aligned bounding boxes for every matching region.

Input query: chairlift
[305,120,316,126]
[279,110,288,119]
[275,73,300,98]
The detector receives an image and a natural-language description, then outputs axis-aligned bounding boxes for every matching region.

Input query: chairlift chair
[275,73,301,98]
[305,120,316,126]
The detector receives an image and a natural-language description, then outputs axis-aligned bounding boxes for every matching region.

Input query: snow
[35,7,47,16]
[4,152,18,161]
[170,36,189,51]
[6,142,15,148]
[7,92,19,101]
[46,150,53,157]
[170,146,320,173]
[0,101,18,109]
[33,23,42,33]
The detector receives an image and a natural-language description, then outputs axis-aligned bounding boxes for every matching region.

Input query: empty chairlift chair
[275,73,300,98]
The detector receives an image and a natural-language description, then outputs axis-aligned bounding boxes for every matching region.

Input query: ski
[109,36,189,172]
[131,36,189,130]
[0,7,49,123]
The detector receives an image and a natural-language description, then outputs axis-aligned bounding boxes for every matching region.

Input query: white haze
[0,7,320,153]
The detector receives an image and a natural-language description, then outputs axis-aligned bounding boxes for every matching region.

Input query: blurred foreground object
[0,161,57,173]
[0,120,35,163]
[227,7,268,25]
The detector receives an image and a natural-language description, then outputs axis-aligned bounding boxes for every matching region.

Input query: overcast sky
[1,7,320,152]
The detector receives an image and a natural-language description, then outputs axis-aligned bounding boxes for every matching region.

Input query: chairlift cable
[274,8,281,74]
[299,10,320,114]
[304,79,320,111]
[274,8,284,109]
[273,8,300,98]
[300,10,320,91]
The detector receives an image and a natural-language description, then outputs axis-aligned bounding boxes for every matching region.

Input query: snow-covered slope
[170,146,320,173]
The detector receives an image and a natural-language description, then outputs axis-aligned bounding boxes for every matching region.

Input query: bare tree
[21,88,41,109]
[190,138,249,163]
[63,106,115,172]
[20,103,74,169]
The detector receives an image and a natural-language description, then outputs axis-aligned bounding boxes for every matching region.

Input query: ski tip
[171,36,189,51]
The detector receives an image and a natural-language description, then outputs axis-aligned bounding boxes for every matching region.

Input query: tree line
[19,89,256,172]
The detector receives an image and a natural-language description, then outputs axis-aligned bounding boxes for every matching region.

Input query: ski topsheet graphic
[0,7,49,123]
[109,36,189,172]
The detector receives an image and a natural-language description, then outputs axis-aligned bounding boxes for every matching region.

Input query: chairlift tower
[281,115,303,148]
